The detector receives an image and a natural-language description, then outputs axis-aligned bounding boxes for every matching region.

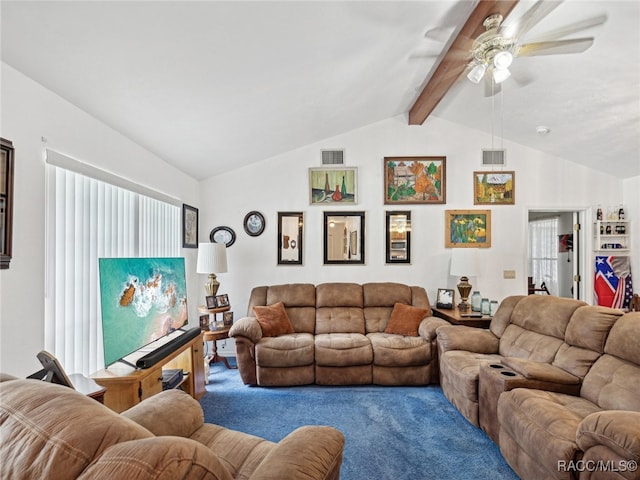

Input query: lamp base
[204,273,220,297]
[456,276,472,312]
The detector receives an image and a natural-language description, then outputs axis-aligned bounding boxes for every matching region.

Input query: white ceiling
[2,1,639,180]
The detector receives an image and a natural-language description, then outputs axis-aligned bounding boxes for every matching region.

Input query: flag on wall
[594,256,634,309]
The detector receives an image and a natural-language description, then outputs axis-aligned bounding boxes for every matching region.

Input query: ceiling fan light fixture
[493,50,513,70]
[493,67,511,84]
[467,63,487,84]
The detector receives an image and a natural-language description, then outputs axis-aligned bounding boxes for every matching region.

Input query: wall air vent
[482,149,506,166]
[321,149,345,165]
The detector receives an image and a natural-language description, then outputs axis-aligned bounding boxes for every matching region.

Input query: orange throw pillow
[384,303,429,336]
[253,302,295,337]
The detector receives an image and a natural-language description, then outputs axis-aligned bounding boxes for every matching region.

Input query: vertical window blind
[45,162,180,376]
[528,217,559,296]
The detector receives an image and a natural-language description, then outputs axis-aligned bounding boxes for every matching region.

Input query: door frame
[525,207,591,302]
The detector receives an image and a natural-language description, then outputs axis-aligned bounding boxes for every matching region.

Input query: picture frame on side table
[473,171,515,205]
[436,288,455,309]
[205,296,216,309]
[215,294,230,308]
[199,314,210,330]
[445,209,491,248]
[323,211,365,265]
[383,156,446,205]
[182,204,198,248]
[223,311,234,327]
[309,167,357,204]
[278,211,304,265]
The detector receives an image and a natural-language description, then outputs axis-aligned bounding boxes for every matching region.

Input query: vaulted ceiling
[2,1,638,180]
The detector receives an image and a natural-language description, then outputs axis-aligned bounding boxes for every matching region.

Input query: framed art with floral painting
[445,210,491,248]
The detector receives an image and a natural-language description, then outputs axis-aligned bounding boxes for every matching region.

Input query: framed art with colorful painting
[445,210,491,248]
[473,171,515,205]
[384,156,445,204]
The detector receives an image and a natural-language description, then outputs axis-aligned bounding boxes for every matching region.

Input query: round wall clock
[243,211,265,237]
[209,226,236,247]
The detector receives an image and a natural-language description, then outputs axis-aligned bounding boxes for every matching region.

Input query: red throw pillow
[384,303,429,336]
[253,302,295,337]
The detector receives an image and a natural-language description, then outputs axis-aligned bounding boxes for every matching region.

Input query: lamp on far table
[197,242,228,297]
[450,249,479,312]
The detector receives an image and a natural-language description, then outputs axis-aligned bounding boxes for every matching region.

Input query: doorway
[527,209,587,300]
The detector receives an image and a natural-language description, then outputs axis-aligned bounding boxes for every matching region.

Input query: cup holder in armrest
[500,371,517,377]
[489,364,504,369]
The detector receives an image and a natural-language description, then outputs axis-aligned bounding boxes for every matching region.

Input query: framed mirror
[323,211,365,265]
[386,211,411,264]
[1,138,15,269]
[277,212,303,265]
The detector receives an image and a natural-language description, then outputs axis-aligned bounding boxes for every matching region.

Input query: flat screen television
[98,257,189,367]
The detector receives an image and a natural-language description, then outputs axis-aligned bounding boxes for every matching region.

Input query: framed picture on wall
[473,171,515,205]
[182,204,198,248]
[323,211,365,265]
[445,210,491,248]
[309,167,357,204]
[383,156,446,204]
[277,212,304,265]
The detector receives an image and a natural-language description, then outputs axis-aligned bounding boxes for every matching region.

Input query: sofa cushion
[253,302,295,337]
[315,333,372,367]
[384,303,428,336]
[265,284,316,308]
[368,332,430,367]
[497,388,602,479]
[363,282,412,307]
[0,379,153,479]
[255,333,315,367]
[509,295,586,340]
[499,324,564,362]
[580,354,640,411]
[316,283,363,308]
[316,307,365,335]
[604,313,640,365]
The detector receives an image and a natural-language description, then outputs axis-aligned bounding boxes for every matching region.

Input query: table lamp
[450,249,479,312]
[197,242,228,297]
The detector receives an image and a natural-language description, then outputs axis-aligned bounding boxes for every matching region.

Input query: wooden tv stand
[91,333,205,412]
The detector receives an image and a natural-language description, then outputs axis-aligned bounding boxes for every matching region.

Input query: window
[45,157,180,375]
[528,218,558,296]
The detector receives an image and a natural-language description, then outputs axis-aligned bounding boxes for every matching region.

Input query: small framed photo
[205,296,216,309]
[199,314,210,330]
[182,204,198,248]
[223,311,234,327]
[215,294,230,308]
[436,288,455,309]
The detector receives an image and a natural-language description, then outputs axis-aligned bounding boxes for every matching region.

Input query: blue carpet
[201,359,519,480]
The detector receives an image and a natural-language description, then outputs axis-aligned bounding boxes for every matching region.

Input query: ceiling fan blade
[501,0,563,39]
[525,14,606,42]
[516,37,594,57]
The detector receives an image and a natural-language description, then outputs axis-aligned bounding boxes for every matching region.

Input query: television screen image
[99,257,189,366]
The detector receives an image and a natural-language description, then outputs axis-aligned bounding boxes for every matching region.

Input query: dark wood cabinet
[1,138,15,269]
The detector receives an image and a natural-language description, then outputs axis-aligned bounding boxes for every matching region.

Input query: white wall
[199,115,629,322]
[623,176,640,286]
[0,63,201,377]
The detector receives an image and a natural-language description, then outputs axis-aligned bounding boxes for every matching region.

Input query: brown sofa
[435,294,640,480]
[0,376,345,480]
[229,282,449,386]
[498,312,640,480]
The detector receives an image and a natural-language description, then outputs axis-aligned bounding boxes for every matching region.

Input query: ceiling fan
[409,0,606,124]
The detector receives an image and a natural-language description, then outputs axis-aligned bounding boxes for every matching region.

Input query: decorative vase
[332,185,342,201]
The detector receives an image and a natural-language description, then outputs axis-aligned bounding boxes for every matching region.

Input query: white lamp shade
[197,242,228,274]
[450,249,480,277]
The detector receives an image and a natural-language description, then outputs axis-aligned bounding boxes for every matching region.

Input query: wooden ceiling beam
[408,0,519,125]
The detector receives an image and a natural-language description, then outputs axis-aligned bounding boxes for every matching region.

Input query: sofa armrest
[122,389,204,438]
[501,357,581,385]
[577,410,640,462]
[436,325,499,354]
[229,317,263,343]
[250,426,345,480]
[419,317,451,342]
[78,437,234,480]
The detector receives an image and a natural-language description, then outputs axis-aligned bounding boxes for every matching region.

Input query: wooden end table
[202,328,236,369]
[431,306,492,329]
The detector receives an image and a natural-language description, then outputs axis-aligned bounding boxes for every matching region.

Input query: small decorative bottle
[605,224,612,235]
[341,175,347,198]
[490,300,499,316]
[618,206,625,220]
[481,298,490,315]
[471,291,482,312]
[596,206,603,221]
